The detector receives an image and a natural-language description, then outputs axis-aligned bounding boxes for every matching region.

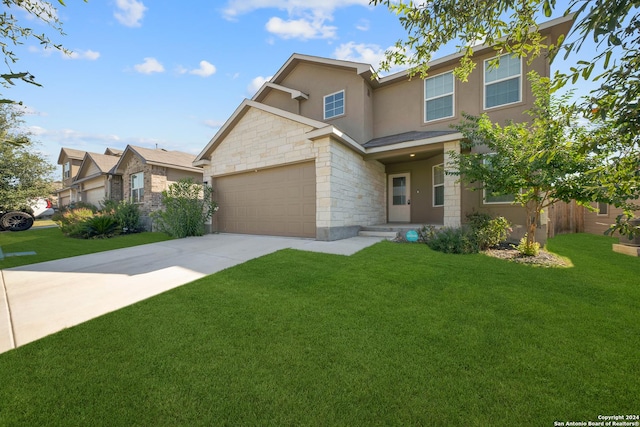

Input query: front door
[388,173,411,222]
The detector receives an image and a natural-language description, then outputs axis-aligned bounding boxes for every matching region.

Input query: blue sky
[7,0,594,168]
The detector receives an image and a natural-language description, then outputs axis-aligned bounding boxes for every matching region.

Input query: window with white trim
[425,71,454,122]
[324,90,345,120]
[484,54,521,109]
[63,161,71,179]
[597,202,609,216]
[482,155,516,204]
[131,172,144,203]
[433,163,445,207]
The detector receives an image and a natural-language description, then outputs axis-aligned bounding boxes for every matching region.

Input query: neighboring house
[113,145,204,230]
[194,16,573,241]
[74,151,122,207]
[56,148,87,207]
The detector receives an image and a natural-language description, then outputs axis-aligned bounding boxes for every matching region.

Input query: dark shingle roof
[363,130,459,148]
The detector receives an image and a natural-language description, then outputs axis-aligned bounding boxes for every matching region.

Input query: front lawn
[0,234,638,425]
[0,227,172,268]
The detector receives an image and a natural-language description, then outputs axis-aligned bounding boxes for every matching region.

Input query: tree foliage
[1,0,86,104]
[448,72,598,246]
[0,104,54,209]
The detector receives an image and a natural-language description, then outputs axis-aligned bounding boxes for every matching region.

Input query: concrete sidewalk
[0,233,384,354]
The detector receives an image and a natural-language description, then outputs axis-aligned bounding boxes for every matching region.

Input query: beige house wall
[277,63,374,144]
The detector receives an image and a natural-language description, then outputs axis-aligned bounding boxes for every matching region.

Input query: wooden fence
[547,201,585,238]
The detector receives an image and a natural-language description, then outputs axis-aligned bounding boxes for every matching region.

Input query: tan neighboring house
[56,148,87,207]
[193,16,573,241]
[74,152,122,207]
[113,145,203,230]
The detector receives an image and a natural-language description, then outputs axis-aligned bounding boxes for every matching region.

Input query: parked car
[0,198,54,232]
[28,198,55,218]
[0,209,34,232]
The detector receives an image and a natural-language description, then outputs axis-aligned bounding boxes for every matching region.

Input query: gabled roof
[73,152,120,184]
[363,131,460,148]
[57,147,86,165]
[193,100,364,165]
[104,147,123,156]
[114,145,201,174]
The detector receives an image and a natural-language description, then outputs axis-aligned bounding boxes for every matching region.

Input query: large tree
[1,0,85,104]
[0,104,55,209]
[448,73,600,247]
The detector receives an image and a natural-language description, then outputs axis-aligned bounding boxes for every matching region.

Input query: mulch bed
[482,242,570,267]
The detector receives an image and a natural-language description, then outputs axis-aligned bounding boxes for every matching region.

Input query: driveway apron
[0,234,383,354]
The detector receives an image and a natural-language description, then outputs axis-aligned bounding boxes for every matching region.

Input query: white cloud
[247,75,273,96]
[334,42,409,74]
[65,49,101,60]
[334,42,386,66]
[356,19,370,31]
[134,57,165,74]
[223,0,370,19]
[189,60,217,77]
[223,0,370,40]
[114,0,147,27]
[204,119,225,129]
[265,16,336,40]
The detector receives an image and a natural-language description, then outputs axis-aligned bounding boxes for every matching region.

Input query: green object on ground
[0,227,172,268]
[0,233,637,425]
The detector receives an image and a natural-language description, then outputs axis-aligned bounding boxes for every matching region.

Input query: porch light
[409,153,416,157]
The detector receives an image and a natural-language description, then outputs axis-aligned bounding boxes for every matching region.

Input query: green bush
[422,226,479,254]
[467,212,512,249]
[152,178,217,238]
[515,234,540,256]
[53,207,96,237]
[101,200,141,234]
[81,215,120,239]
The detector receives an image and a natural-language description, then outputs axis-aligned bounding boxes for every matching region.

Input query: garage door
[84,188,104,207]
[214,162,316,238]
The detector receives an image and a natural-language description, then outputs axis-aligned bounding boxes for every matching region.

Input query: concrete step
[358,230,398,239]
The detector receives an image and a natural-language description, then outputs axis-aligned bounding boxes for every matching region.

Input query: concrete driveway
[0,233,384,354]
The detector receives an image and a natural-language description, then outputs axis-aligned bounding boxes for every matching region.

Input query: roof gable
[114,145,200,174]
[194,100,330,163]
[57,147,86,165]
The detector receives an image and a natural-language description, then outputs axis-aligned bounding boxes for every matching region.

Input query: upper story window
[63,161,71,179]
[484,54,521,109]
[425,71,454,122]
[324,90,345,120]
[597,202,609,216]
[433,163,445,207]
[131,172,144,203]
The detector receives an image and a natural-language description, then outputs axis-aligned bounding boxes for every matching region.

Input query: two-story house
[194,16,573,242]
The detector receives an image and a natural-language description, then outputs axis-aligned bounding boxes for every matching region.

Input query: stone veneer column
[443,140,461,228]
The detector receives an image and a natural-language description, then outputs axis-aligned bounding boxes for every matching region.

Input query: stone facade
[443,140,462,228]
[203,107,386,240]
[121,154,202,230]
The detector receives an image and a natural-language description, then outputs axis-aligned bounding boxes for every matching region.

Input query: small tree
[152,178,217,238]
[448,72,597,247]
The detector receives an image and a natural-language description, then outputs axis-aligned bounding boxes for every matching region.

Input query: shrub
[53,207,96,237]
[81,215,120,239]
[422,226,479,254]
[152,178,217,238]
[101,200,141,234]
[467,212,512,250]
[515,234,540,256]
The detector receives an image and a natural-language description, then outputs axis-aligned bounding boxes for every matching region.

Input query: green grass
[0,233,638,425]
[0,227,172,268]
